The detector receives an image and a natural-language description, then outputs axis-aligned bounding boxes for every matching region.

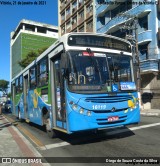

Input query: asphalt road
[4,113,160,166]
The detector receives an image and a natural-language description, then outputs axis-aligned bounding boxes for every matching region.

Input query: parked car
[5,100,11,112]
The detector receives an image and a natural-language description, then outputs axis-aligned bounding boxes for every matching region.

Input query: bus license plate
[108,116,119,122]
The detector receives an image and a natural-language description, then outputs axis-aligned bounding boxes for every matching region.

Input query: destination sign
[68,35,131,52]
[120,82,136,90]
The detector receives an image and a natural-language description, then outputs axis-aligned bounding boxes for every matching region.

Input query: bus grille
[92,108,129,113]
[84,95,133,103]
[97,120,126,125]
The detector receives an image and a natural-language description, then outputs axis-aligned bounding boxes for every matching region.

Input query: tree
[18,51,38,68]
[18,47,48,68]
[0,79,9,95]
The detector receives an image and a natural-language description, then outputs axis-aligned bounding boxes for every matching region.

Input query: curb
[140,112,160,117]
[3,115,51,166]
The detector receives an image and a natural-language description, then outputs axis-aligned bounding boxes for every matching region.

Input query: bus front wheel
[45,115,57,138]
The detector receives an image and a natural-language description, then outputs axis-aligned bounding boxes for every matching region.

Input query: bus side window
[19,75,23,93]
[15,78,19,94]
[37,58,48,87]
[30,67,37,89]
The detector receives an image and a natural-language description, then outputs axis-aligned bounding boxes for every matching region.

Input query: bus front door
[50,58,66,131]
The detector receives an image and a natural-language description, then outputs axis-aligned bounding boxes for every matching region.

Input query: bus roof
[11,32,132,82]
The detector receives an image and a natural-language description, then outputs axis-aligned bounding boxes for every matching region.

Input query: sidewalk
[0,114,49,166]
[140,109,160,117]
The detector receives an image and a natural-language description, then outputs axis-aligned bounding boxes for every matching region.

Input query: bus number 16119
[92,105,107,110]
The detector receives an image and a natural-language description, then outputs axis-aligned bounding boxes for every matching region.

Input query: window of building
[99,16,105,25]
[79,10,84,19]
[139,16,148,31]
[86,4,93,13]
[66,7,70,16]
[37,58,48,87]
[111,30,127,39]
[78,0,84,6]
[37,27,46,34]
[111,0,132,19]
[30,66,36,89]
[72,16,77,24]
[139,44,148,60]
[79,26,84,32]
[61,12,65,21]
[72,1,77,12]
[60,0,65,6]
[25,24,35,32]
[87,20,93,29]
[78,0,84,3]
[66,21,71,29]
[62,25,65,33]
[97,0,105,5]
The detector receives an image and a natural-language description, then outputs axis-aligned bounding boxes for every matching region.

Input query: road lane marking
[129,122,160,131]
[40,142,70,150]
[106,122,160,135]
[40,122,160,150]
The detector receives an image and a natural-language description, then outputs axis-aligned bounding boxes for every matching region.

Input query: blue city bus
[11,33,140,137]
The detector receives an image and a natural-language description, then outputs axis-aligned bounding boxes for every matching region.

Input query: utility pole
[118,13,142,108]
[118,14,141,93]
[134,17,141,93]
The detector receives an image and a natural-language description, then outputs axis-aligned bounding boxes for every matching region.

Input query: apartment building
[58,0,96,36]
[10,19,58,79]
[96,0,160,109]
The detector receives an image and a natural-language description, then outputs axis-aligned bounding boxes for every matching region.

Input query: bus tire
[44,112,57,138]
[47,129,57,138]
[46,118,57,138]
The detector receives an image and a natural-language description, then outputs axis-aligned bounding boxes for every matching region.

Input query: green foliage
[18,51,38,68]
[0,79,9,95]
[37,46,48,55]
[18,47,48,68]
[7,92,11,98]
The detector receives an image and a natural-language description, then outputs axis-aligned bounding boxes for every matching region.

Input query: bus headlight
[136,99,139,105]
[87,111,91,116]
[79,108,84,114]
[72,104,78,111]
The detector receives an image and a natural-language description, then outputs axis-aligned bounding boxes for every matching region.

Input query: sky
[0,0,58,90]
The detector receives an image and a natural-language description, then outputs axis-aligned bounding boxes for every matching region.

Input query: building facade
[96,0,160,109]
[10,19,58,79]
[58,0,96,36]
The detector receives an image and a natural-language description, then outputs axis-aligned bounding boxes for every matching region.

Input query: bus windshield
[67,50,134,92]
